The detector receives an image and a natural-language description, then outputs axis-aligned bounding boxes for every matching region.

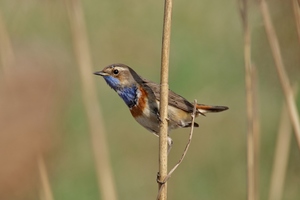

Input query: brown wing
[128,68,228,114]
[141,79,195,113]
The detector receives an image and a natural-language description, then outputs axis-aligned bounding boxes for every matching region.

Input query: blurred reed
[38,155,54,200]
[268,87,298,200]
[292,0,300,44]
[0,10,14,73]
[239,0,259,199]
[64,0,118,200]
[0,9,56,200]
[0,61,65,200]
[259,0,300,149]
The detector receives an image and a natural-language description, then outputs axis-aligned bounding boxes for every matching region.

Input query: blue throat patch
[117,87,137,108]
[103,76,137,108]
[103,76,120,90]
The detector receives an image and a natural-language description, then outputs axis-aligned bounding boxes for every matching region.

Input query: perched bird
[94,63,228,151]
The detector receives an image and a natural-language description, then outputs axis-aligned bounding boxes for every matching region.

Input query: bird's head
[94,63,142,91]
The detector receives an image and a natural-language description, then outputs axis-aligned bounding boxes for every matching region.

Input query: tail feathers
[196,104,228,116]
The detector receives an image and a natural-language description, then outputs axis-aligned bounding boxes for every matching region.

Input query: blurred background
[0,0,299,199]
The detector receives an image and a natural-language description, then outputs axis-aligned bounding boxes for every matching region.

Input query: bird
[94,63,228,152]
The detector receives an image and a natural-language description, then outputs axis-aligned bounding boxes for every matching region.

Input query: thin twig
[259,0,300,149]
[65,0,118,200]
[158,0,173,199]
[239,0,259,199]
[268,86,297,200]
[292,0,300,45]
[157,100,197,200]
[165,100,197,181]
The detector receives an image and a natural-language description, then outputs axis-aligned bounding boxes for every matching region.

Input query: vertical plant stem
[259,0,300,150]
[38,156,54,200]
[158,0,173,199]
[65,0,118,200]
[268,87,297,200]
[239,0,258,199]
[252,66,260,200]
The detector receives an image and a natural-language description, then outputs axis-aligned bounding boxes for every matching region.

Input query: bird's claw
[156,172,166,184]
[157,113,170,123]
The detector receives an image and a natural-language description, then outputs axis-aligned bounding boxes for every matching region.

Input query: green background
[0,0,299,199]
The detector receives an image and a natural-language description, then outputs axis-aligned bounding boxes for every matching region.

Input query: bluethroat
[94,63,228,151]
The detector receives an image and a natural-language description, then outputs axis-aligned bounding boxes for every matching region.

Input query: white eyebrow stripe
[114,67,127,71]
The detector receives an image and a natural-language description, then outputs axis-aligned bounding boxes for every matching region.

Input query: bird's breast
[129,86,160,132]
[130,86,149,117]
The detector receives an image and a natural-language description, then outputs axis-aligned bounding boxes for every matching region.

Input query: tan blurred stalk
[0,68,63,199]
[268,87,297,200]
[38,156,54,200]
[292,0,300,44]
[239,0,259,199]
[158,0,173,199]
[0,10,55,200]
[252,65,260,200]
[259,0,300,149]
[64,0,118,200]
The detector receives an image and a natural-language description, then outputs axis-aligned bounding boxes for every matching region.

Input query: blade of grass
[65,0,118,200]
[259,0,300,150]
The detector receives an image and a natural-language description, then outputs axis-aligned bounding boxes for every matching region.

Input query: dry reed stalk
[240,1,260,200]
[38,155,54,200]
[259,0,300,149]
[252,66,260,200]
[158,0,173,199]
[292,0,300,44]
[65,0,117,200]
[268,87,297,200]
[239,1,259,199]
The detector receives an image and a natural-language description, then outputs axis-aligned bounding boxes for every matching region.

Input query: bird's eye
[113,69,119,75]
